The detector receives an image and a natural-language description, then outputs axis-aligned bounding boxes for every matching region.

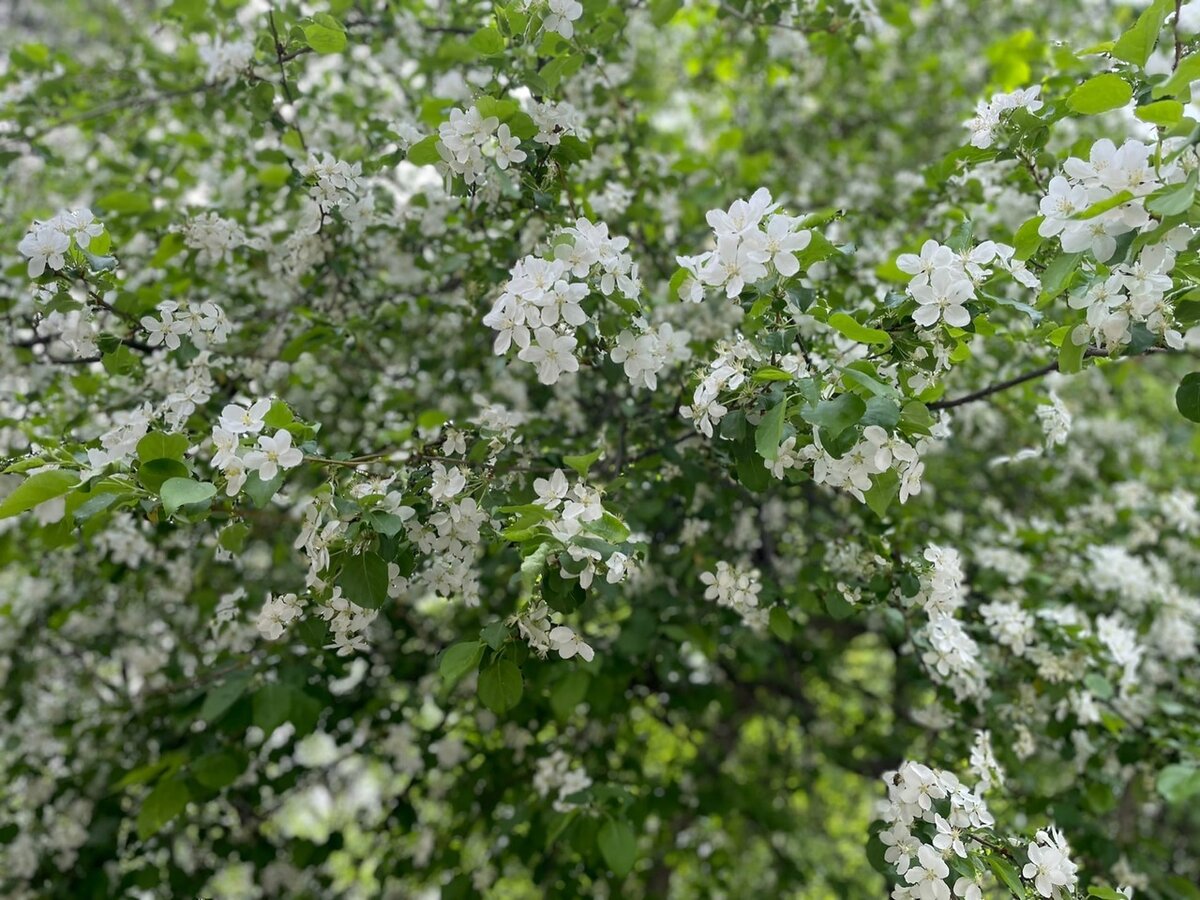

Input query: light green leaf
[159,477,216,515]
[1112,0,1171,67]
[755,399,788,461]
[0,469,79,519]
[563,447,603,476]
[827,312,892,348]
[1157,763,1200,804]
[407,134,441,165]
[469,26,506,56]
[1067,74,1132,115]
[439,641,484,684]
[304,18,346,54]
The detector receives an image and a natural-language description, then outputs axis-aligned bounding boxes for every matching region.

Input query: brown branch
[930,346,1170,411]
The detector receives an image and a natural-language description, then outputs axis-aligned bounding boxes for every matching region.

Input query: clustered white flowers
[532,749,592,812]
[484,218,641,384]
[256,591,303,641]
[178,212,248,265]
[435,104,529,185]
[511,600,595,662]
[1039,138,1195,350]
[907,545,988,702]
[963,85,1043,149]
[17,208,104,277]
[209,398,303,496]
[898,237,1039,331]
[197,35,254,83]
[675,186,812,301]
[877,760,1002,900]
[700,560,765,627]
[140,299,232,350]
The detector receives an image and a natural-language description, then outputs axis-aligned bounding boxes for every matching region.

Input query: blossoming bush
[3,0,1200,897]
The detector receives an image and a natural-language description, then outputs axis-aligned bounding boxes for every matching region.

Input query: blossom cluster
[908,545,988,702]
[532,468,631,588]
[17,208,104,277]
[140,299,232,351]
[700,560,764,627]
[675,187,812,301]
[436,105,527,185]
[963,85,1043,149]
[484,218,641,384]
[898,237,1038,330]
[209,398,304,496]
[512,599,595,662]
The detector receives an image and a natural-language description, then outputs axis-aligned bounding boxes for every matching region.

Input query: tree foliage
[2,0,1200,897]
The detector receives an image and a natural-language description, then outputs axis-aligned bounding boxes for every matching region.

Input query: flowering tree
[3,0,1200,897]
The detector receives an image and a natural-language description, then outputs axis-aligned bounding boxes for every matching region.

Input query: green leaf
[1088,888,1131,900]
[138,458,189,492]
[303,18,346,54]
[159,477,216,515]
[1084,673,1114,699]
[1059,332,1087,375]
[252,683,292,734]
[550,669,590,719]
[407,134,441,165]
[597,818,637,877]
[191,751,246,790]
[0,469,78,519]
[1072,190,1134,220]
[563,447,603,476]
[1177,372,1200,422]
[751,366,794,382]
[480,621,509,651]
[801,393,865,442]
[478,660,523,713]
[1146,169,1198,216]
[768,607,794,641]
[1157,763,1200,804]
[469,25,506,56]
[136,431,189,462]
[755,399,788,461]
[439,641,484,684]
[1152,52,1200,99]
[588,512,631,544]
[1013,215,1045,260]
[1068,74,1132,115]
[137,778,189,841]
[1040,252,1082,300]
[1135,99,1184,127]
[987,855,1025,896]
[827,312,892,348]
[97,190,151,213]
[864,469,900,518]
[1112,0,1170,67]
[552,135,592,165]
[650,0,683,26]
[243,472,284,508]
[199,673,252,722]
[337,550,389,609]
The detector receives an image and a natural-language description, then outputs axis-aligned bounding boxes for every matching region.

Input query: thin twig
[930,347,1169,411]
[1175,0,1186,70]
[268,8,309,151]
